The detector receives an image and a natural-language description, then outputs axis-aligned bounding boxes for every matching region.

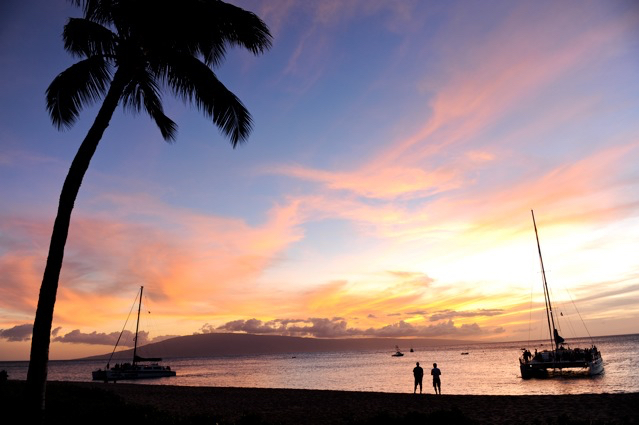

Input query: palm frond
[121,70,177,141]
[207,83,252,147]
[120,79,145,114]
[63,18,118,59]
[68,0,117,25]
[117,0,272,68]
[189,0,272,67]
[200,1,273,56]
[46,57,112,129]
[161,54,252,146]
[146,108,178,142]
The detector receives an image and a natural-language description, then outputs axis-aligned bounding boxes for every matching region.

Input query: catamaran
[92,286,176,382]
[519,210,603,379]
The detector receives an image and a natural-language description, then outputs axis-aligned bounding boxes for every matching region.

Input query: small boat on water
[519,211,603,379]
[92,286,176,382]
[409,347,414,352]
[392,345,404,357]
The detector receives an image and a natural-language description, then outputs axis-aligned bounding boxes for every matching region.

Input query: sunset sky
[1,0,638,361]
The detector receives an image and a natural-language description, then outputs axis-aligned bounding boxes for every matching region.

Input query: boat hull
[588,356,604,375]
[519,354,604,379]
[92,364,176,382]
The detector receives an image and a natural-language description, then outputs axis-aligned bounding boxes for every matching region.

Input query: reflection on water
[2,334,637,395]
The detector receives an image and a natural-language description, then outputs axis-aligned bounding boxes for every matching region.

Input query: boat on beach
[519,210,603,379]
[92,286,176,382]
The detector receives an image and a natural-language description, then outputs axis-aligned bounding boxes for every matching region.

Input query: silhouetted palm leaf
[122,72,177,141]
[63,18,117,58]
[46,57,112,128]
[159,53,251,146]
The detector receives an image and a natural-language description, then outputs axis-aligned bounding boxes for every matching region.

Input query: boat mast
[531,210,559,352]
[132,286,143,365]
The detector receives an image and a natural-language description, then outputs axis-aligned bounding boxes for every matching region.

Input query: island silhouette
[80,333,474,360]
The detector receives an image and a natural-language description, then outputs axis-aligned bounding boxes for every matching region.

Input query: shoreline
[4,381,638,424]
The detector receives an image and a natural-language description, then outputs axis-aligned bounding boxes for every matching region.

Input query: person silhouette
[431,362,441,394]
[413,362,424,393]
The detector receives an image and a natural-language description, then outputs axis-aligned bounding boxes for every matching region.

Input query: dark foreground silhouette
[2,380,638,424]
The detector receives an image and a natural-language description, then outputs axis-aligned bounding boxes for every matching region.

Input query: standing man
[431,362,441,394]
[413,362,424,393]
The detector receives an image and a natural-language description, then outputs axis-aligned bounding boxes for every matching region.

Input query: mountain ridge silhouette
[80,332,476,360]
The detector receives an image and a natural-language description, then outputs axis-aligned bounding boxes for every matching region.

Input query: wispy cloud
[429,309,504,322]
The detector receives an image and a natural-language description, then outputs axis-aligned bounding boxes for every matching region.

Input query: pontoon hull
[92,365,176,382]
[519,356,603,379]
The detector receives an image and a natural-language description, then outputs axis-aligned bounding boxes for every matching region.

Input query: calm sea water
[2,334,637,395]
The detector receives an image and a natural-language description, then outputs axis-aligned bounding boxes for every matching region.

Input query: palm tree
[26,0,271,416]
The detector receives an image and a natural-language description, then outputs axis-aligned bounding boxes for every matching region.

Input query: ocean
[2,334,637,395]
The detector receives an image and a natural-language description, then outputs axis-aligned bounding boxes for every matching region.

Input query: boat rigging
[92,286,176,382]
[519,210,603,379]
[392,345,404,357]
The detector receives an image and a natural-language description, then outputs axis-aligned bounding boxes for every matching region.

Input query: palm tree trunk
[25,69,128,421]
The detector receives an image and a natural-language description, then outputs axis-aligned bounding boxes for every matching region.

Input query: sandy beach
[7,381,636,424]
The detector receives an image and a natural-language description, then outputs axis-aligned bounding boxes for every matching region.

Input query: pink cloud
[268,164,462,200]
[265,0,635,210]
[433,140,639,232]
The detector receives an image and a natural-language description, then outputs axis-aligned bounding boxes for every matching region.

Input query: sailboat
[519,211,603,379]
[392,345,404,357]
[92,286,176,382]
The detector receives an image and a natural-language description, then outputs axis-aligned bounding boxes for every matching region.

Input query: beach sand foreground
[4,381,639,424]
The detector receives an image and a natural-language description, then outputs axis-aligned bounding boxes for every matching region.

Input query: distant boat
[409,347,414,352]
[461,352,469,355]
[92,286,176,382]
[392,345,404,357]
[519,211,603,379]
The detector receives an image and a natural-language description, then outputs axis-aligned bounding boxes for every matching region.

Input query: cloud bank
[208,316,486,338]
[0,324,33,342]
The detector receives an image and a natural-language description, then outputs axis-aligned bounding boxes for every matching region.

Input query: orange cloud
[0,194,309,336]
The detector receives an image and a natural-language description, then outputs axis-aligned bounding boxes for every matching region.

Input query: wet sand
[49,381,639,424]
